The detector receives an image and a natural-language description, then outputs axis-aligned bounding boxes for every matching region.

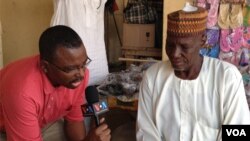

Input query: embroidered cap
[167,7,208,37]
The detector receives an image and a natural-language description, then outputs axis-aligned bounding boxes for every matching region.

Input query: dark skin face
[41,44,88,89]
[40,44,112,141]
[166,34,206,80]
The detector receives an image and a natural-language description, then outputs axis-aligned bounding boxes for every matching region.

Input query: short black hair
[39,25,83,62]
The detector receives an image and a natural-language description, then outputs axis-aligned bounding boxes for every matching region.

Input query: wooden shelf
[121,46,162,66]
[122,46,162,58]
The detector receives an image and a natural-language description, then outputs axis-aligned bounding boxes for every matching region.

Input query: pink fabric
[220,29,231,52]
[230,27,243,52]
[243,27,250,48]
[0,55,89,141]
[219,48,242,66]
[220,27,243,52]
[197,0,219,28]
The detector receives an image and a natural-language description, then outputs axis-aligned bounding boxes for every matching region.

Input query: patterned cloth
[197,0,220,28]
[124,0,157,24]
[147,0,163,12]
[243,5,250,26]
[167,7,207,37]
[200,43,220,58]
[206,28,220,46]
[220,0,245,4]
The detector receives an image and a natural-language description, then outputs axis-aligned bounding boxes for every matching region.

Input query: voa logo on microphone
[222,125,250,140]
[93,101,108,112]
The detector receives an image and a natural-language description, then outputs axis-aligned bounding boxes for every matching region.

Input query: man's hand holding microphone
[82,86,111,141]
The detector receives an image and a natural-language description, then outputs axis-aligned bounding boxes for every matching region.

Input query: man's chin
[173,66,186,72]
[171,64,184,71]
[64,85,76,89]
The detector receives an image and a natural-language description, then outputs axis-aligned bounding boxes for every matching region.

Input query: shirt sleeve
[216,66,250,141]
[64,69,89,122]
[2,91,42,141]
[136,71,162,141]
[222,66,250,124]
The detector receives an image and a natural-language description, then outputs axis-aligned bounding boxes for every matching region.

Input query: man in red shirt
[0,25,111,141]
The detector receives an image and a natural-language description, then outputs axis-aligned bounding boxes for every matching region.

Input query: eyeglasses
[48,57,92,74]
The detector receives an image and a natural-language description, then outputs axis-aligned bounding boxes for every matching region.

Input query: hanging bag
[124,0,157,24]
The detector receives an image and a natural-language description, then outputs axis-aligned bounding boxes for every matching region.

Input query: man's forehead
[53,46,86,60]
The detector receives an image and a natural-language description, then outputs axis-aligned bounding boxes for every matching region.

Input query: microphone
[81,86,109,126]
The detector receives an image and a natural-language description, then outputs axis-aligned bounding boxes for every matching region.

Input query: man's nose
[172,46,181,57]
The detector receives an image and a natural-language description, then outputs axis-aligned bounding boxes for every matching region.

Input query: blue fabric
[200,43,220,58]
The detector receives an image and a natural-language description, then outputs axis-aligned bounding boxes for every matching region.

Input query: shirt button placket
[47,96,54,114]
[180,81,185,141]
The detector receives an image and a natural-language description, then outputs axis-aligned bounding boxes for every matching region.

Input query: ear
[40,60,49,73]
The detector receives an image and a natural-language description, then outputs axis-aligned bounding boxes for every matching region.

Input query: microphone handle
[94,114,100,126]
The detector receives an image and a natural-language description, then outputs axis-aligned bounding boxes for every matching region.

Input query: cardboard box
[123,23,155,47]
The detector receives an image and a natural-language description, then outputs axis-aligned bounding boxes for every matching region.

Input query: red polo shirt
[0,55,89,141]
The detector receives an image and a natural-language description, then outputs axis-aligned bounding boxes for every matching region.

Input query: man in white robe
[136,6,250,141]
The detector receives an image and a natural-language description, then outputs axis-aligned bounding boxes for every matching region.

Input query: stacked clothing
[196,0,250,108]
[98,62,155,102]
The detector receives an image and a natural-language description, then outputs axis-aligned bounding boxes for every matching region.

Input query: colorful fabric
[218,3,243,29]
[220,29,232,52]
[231,26,244,51]
[220,0,245,4]
[239,48,249,66]
[220,27,243,52]
[218,3,230,29]
[240,64,250,98]
[197,0,220,28]
[219,49,242,66]
[206,28,220,46]
[230,4,244,29]
[243,5,250,26]
[243,27,250,48]
[200,43,220,58]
